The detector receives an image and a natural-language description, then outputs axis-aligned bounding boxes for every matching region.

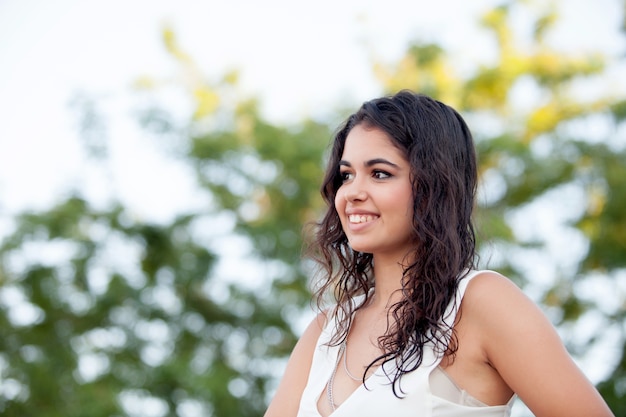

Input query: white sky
[0,0,623,220]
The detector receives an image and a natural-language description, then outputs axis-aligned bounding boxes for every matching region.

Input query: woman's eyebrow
[365,158,400,168]
[338,158,400,168]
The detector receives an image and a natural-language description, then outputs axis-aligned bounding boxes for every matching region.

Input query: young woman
[264,91,613,417]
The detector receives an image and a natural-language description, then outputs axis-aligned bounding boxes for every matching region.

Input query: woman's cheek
[334,189,345,212]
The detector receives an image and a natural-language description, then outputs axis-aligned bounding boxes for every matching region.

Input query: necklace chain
[327,318,366,411]
[342,341,363,382]
[326,343,344,411]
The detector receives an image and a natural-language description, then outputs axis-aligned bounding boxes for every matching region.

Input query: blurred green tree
[0,28,331,416]
[0,1,624,416]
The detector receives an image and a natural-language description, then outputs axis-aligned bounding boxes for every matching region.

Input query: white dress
[296,270,516,417]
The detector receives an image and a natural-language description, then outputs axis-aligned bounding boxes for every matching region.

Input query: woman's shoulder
[263,310,328,417]
[302,310,330,345]
[457,272,614,416]
[458,270,537,336]
[458,269,564,367]
[280,310,329,378]
[461,270,524,304]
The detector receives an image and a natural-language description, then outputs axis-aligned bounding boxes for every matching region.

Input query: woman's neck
[370,254,408,310]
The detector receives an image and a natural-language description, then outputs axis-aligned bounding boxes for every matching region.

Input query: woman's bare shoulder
[461,270,554,348]
[460,270,614,417]
[461,270,530,315]
[263,310,328,417]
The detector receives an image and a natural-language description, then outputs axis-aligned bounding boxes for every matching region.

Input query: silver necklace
[342,341,363,382]
[327,319,365,411]
[326,343,345,412]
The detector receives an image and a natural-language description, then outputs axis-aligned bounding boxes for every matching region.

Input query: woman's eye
[373,170,391,179]
[340,171,354,182]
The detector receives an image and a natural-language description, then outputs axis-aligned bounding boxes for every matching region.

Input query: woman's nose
[344,179,367,202]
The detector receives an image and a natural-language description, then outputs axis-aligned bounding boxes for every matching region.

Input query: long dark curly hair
[310,90,478,395]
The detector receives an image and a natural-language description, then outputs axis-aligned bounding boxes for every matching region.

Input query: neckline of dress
[317,309,389,416]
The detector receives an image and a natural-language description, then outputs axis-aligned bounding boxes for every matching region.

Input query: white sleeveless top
[296,270,516,417]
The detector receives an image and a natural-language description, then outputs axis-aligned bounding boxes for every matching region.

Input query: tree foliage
[0,2,624,416]
[0,28,331,416]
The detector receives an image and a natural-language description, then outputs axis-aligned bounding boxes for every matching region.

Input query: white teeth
[348,214,377,223]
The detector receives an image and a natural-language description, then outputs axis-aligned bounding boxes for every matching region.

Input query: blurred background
[0,0,625,416]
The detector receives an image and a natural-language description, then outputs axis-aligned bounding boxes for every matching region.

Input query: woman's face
[334,124,415,259]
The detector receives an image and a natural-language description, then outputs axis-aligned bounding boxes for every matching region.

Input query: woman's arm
[469,271,614,417]
[264,312,326,417]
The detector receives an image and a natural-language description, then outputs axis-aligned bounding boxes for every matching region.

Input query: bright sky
[0,0,623,220]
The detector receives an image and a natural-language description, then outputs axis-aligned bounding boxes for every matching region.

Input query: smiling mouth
[348,214,379,224]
